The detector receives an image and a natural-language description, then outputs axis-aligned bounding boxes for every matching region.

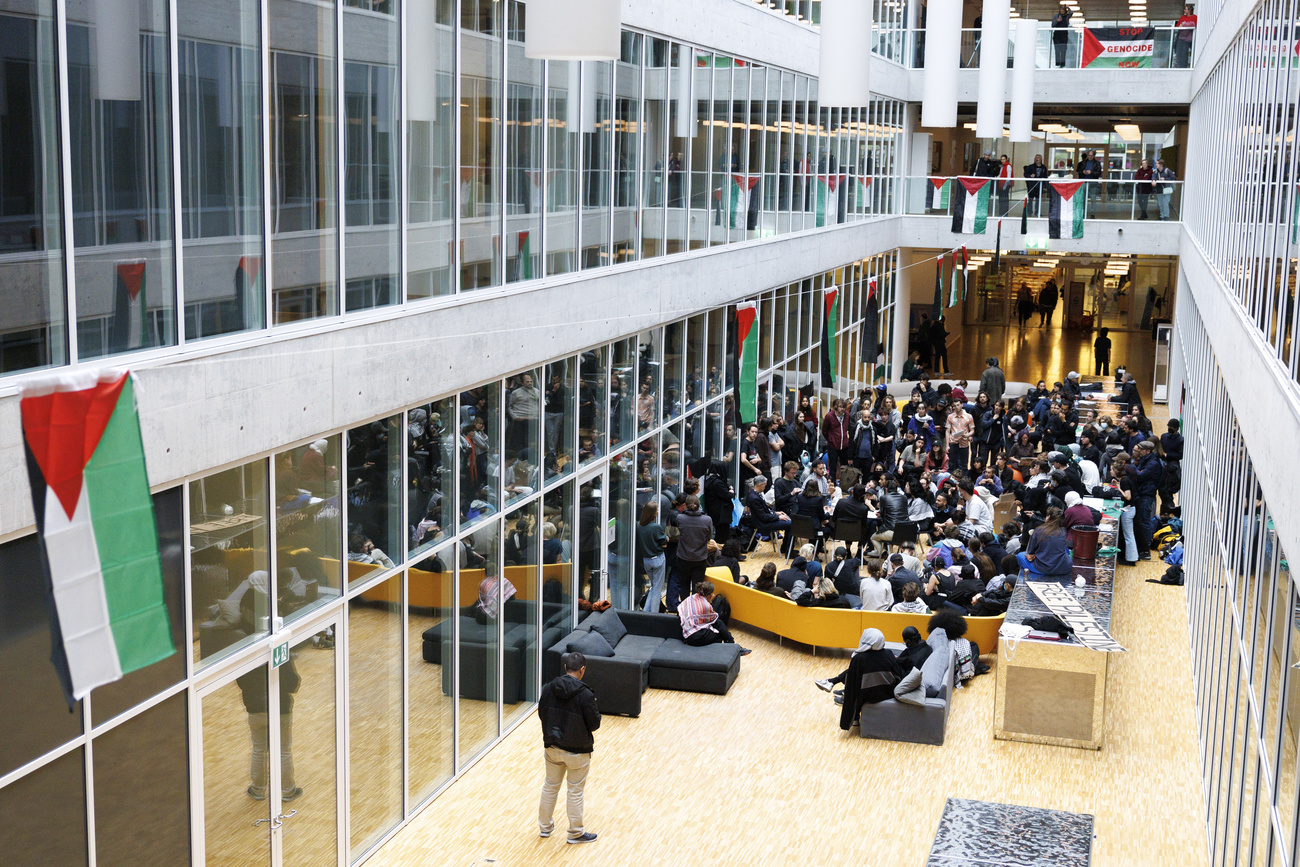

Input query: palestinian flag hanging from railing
[733,302,759,424]
[853,176,873,210]
[948,248,961,308]
[929,177,950,211]
[729,175,760,229]
[815,175,842,227]
[20,370,175,707]
[820,286,839,388]
[961,247,969,300]
[951,178,991,234]
[517,231,534,281]
[933,254,945,321]
[110,261,148,354]
[1082,26,1155,68]
[1049,180,1087,239]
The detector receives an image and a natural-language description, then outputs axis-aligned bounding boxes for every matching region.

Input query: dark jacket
[1127,453,1163,498]
[676,508,714,562]
[971,585,1014,617]
[1113,380,1144,414]
[538,674,601,754]
[878,490,910,530]
[978,366,1006,403]
[839,649,909,730]
[887,566,919,601]
[772,476,800,513]
[826,557,862,597]
[746,489,780,526]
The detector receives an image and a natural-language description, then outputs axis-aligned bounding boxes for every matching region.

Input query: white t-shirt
[966,493,994,532]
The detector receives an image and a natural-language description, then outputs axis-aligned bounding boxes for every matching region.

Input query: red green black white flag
[1049,180,1087,239]
[734,302,759,424]
[930,177,950,210]
[815,175,842,227]
[729,175,760,229]
[951,177,991,234]
[20,371,175,706]
[820,287,839,388]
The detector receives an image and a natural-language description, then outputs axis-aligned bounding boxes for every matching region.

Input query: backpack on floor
[1160,564,1184,585]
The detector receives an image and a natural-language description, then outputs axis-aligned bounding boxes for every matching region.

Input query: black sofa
[421,599,577,704]
[544,609,742,717]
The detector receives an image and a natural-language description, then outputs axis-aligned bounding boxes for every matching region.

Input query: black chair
[786,514,819,561]
[889,521,919,553]
[831,519,864,556]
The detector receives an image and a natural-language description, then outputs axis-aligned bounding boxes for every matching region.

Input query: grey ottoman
[649,640,742,695]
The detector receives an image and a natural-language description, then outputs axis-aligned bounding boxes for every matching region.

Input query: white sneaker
[815,679,833,692]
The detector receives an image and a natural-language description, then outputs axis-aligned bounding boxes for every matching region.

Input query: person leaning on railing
[1173,4,1197,69]
[1051,4,1073,68]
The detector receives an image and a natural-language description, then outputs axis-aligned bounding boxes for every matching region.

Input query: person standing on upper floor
[1024,154,1049,217]
[1153,159,1177,221]
[1135,159,1154,219]
[1173,4,1197,68]
[1052,3,1073,67]
[1126,440,1163,560]
[973,150,1000,178]
[996,154,1014,216]
[1077,149,1103,217]
[930,316,950,375]
[1094,327,1113,376]
[977,356,1008,402]
[1038,278,1060,327]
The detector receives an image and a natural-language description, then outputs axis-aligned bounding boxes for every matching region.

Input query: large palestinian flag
[815,175,842,227]
[729,175,760,229]
[951,178,991,234]
[1049,180,1087,239]
[20,371,174,706]
[1082,27,1155,68]
[820,286,839,388]
[852,176,873,211]
[733,302,759,424]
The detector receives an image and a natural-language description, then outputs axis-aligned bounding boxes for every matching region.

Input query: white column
[921,0,962,129]
[818,0,872,106]
[1009,19,1038,142]
[93,0,141,101]
[975,0,1010,140]
[525,0,621,60]
[407,0,437,121]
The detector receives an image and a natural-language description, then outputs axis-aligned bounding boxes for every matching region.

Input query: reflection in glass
[68,0,176,358]
[460,0,502,290]
[93,694,190,866]
[666,43,690,254]
[545,60,579,277]
[276,435,342,622]
[269,0,339,323]
[409,396,457,558]
[542,482,576,629]
[344,1,400,311]
[0,0,66,374]
[348,574,402,858]
[189,460,270,667]
[506,4,542,284]
[407,550,454,803]
[203,672,270,866]
[279,630,337,866]
[179,0,264,341]
[662,320,684,421]
[577,476,603,603]
[347,415,403,582]
[578,345,608,466]
[688,53,711,251]
[458,518,500,759]
[504,369,541,506]
[608,446,636,610]
[0,747,87,865]
[637,329,662,436]
[580,61,611,269]
[406,0,454,299]
[459,381,500,526]
[685,313,705,412]
[640,37,667,260]
[610,336,636,453]
[544,357,576,482]
[504,498,540,727]
[612,34,641,265]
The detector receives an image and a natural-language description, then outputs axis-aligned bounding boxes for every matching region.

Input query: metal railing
[902,176,1184,223]
[879,23,1197,70]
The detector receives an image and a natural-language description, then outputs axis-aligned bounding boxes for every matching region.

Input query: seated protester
[793,479,831,539]
[792,573,851,608]
[886,552,920,601]
[926,530,968,569]
[977,465,1004,497]
[832,483,872,526]
[980,531,1009,570]
[746,475,793,535]
[678,581,751,654]
[800,459,831,496]
[1049,452,1087,498]
[1076,432,1102,466]
[946,564,988,611]
[969,574,1017,617]
[1077,456,1102,493]
[970,549,998,586]
[890,581,931,614]
[987,553,1024,594]
[898,625,932,670]
[857,559,895,611]
[1016,507,1073,576]
[771,461,802,514]
[895,610,970,702]
[950,508,981,544]
[1061,490,1096,532]
[829,628,911,730]
[475,566,517,623]
[898,541,925,576]
[930,492,955,528]
[753,563,790,598]
[799,544,824,580]
[776,556,810,595]
[712,539,744,584]
[826,546,863,601]
[918,571,949,611]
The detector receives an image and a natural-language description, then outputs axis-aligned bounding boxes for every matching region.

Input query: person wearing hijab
[811,628,910,730]
[1061,490,1096,532]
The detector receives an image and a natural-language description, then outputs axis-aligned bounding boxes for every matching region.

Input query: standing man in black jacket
[1024,154,1049,217]
[538,652,601,844]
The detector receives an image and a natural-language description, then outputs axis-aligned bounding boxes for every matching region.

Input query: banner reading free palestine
[1082,26,1155,68]
[21,370,175,706]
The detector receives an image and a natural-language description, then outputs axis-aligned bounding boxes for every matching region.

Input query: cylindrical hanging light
[975,0,1011,140]
[525,0,621,61]
[921,0,962,128]
[818,0,872,106]
[407,0,437,122]
[1009,19,1038,142]
[93,0,141,101]
[673,56,696,139]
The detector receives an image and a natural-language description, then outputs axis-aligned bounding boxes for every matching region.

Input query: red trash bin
[1070,525,1099,560]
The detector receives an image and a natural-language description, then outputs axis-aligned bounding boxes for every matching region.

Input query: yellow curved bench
[704,567,1003,652]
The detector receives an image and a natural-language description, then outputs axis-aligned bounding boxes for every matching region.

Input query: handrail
[902,176,1185,222]
[875,22,1197,70]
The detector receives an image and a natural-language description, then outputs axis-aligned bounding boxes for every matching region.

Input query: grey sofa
[855,644,956,746]
[544,609,742,717]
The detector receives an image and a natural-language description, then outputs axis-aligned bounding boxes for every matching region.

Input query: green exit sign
[272,642,290,668]
[1025,237,1050,251]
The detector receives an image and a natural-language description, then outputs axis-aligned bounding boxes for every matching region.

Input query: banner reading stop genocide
[1082,26,1155,68]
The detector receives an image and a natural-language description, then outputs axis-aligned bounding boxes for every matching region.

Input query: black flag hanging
[1020,197,1029,235]
[932,254,943,321]
[992,220,1002,269]
[860,276,879,365]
